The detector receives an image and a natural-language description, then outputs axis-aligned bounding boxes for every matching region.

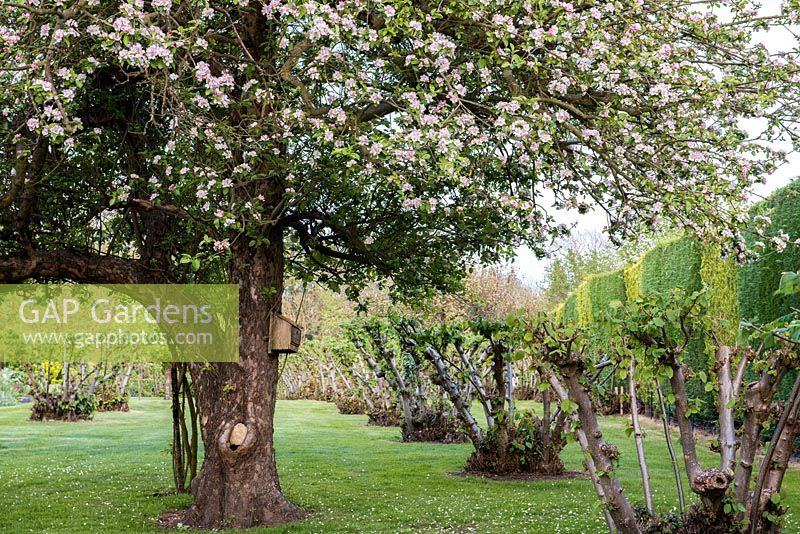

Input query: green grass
[1,399,799,533]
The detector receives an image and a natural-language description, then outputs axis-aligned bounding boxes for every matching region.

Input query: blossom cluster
[2,0,799,269]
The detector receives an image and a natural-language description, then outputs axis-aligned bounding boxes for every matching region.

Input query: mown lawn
[1,399,799,533]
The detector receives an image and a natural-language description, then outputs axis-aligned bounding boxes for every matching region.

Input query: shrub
[95,385,130,412]
[30,391,96,421]
[335,395,367,415]
[0,368,26,407]
[464,411,565,475]
[367,406,401,427]
[401,410,469,444]
[739,179,800,324]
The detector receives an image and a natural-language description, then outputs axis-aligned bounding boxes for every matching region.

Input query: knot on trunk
[218,420,257,463]
[692,468,732,497]
[543,348,583,373]
[600,442,619,460]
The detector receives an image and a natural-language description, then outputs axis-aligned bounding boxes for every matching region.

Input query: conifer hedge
[550,180,800,423]
[575,269,627,326]
[739,179,800,324]
[554,180,798,402]
[739,180,800,399]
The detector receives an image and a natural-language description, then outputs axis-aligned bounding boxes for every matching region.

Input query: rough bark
[668,358,732,510]
[166,232,304,529]
[490,345,510,464]
[554,360,640,533]
[755,409,800,534]
[749,371,800,533]
[425,345,483,448]
[539,366,617,532]
[735,351,787,504]
[0,250,170,283]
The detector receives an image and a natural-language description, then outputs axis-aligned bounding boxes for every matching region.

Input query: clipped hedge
[562,293,578,325]
[623,259,643,302]
[556,177,798,343]
[638,236,703,298]
[552,179,800,424]
[556,235,738,424]
[575,269,627,326]
[566,236,738,339]
[739,179,800,400]
[627,236,738,339]
[739,179,800,324]
[635,237,738,422]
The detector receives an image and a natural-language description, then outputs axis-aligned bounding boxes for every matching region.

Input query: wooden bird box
[269,313,303,354]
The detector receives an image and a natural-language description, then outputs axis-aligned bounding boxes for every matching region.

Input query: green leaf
[560,399,578,414]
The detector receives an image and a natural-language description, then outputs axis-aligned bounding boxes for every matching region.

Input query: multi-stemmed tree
[518,281,800,533]
[1,0,798,528]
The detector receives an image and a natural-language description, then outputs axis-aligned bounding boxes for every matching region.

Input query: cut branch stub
[230,423,248,449]
[218,420,257,463]
[693,468,733,498]
[600,442,620,460]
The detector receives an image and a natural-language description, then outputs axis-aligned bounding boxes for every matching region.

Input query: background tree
[1,0,799,529]
[408,318,568,475]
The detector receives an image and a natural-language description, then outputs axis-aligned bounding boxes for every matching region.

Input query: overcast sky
[513,3,799,287]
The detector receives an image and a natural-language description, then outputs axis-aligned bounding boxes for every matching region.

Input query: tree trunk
[628,359,653,515]
[655,378,685,514]
[164,365,172,401]
[544,367,627,533]
[668,358,731,510]
[171,365,186,493]
[754,408,800,534]
[717,346,737,474]
[456,342,493,426]
[542,389,551,467]
[117,363,134,397]
[166,232,304,529]
[561,367,641,534]
[506,361,514,419]
[735,353,787,505]
[426,346,482,448]
[386,353,415,435]
[749,371,800,533]
[491,348,509,462]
